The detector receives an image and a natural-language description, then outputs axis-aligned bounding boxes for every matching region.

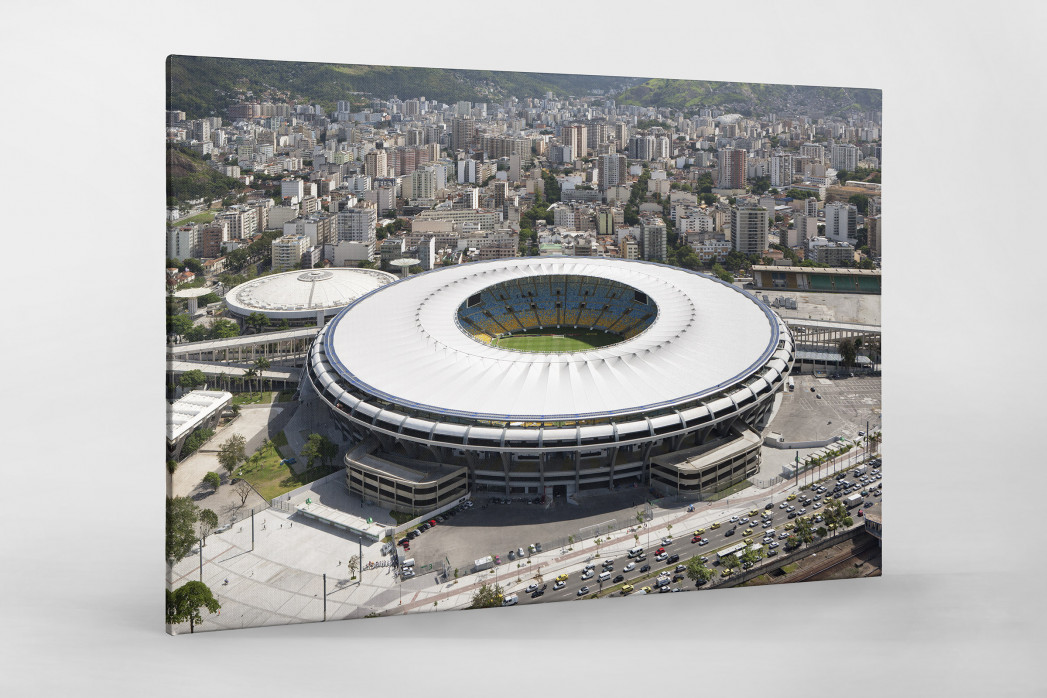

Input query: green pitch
[493,328,624,353]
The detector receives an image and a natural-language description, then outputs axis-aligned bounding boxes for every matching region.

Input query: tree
[167,459,178,474]
[469,582,504,609]
[209,319,240,339]
[794,517,815,548]
[685,555,713,586]
[245,312,270,334]
[166,496,200,562]
[720,553,740,573]
[217,433,247,475]
[594,537,603,555]
[838,338,858,367]
[848,194,870,216]
[166,581,221,633]
[347,554,360,580]
[167,313,194,336]
[253,357,270,393]
[302,433,337,467]
[179,369,207,391]
[198,508,219,545]
[711,263,733,283]
[234,479,253,506]
[202,471,221,492]
[182,258,205,275]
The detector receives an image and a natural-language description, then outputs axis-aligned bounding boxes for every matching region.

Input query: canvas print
[165,55,882,634]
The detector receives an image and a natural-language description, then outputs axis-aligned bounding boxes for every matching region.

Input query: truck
[473,555,495,572]
[844,494,863,509]
[853,465,868,477]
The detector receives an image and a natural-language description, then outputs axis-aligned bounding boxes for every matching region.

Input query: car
[767,548,778,557]
[518,548,527,558]
[743,528,753,536]
[691,536,702,544]
[743,538,753,546]
[739,516,749,524]
[667,554,680,564]
[748,509,759,517]
[699,538,709,546]
[814,515,824,523]
[858,430,865,437]
[556,573,569,583]
[779,532,789,539]
[655,547,666,555]
[660,585,672,593]
[786,505,795,512]
[729,515,739,523]
[429,519,437,526]
[623,562,635,572]
[810,387,816,392]
[769,541,780,548]
[583,563,596,571]
[762,521,772,528]
[798,508,807,515]
[787,494,797,501]
[507,550,515,560]
[655,553,668,562]
[526,583,539,593]
[710,522,721,530]
[635,554,647,562]
[613,575,624,583]
[857,509,864,517]
[435,516,445,523]
[641,586,653,594]
[661,537,673,546]
[675,564,686,573]
[695,528,706,535]
[779,502,788,509]
[621,584,634,594]
[724,528,735,537]
[553,580,566,591]
[531,590,544,598]
[874,490,882,497]
[581,570,594,580]
[784,523,795,531]
[535,543,543,553]
[602,560,614,569]
[721,568,733,577]
[657,577,670,587]
[577,586,590,596]
[640,564,651,573]
[765,502,775,510]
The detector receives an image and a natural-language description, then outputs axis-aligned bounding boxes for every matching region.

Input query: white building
[807,236,855,266]
[824,202,859,244]
[280,178,305,203]
[167,224,200,260]
[770,153,794,188]
[271,234,311,271]
[830,144,859,172]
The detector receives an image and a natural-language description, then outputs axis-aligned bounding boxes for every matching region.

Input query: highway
[510,474,882,607]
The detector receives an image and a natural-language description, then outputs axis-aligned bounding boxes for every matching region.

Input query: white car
[779,532,790,539]
[525,583,538,593]
[623,562,636,572]
[581,570,594,580]
[698,539,709,546]
[769,542,780,549]
[779,503,787,509]
[739,517,749,524]
[553,580,566,591]
[798,508,807,515]
[655,553,668,562]
[762,521,772,528]
[786,506,795,513]
[730,515,739,522]
[661,537,673,546]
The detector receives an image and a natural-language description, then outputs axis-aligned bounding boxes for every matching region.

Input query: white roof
[166,390,232,441]
[225,268,396,320]
[324,258,781,420]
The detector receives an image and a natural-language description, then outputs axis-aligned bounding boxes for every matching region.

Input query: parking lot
[399,489,658,575]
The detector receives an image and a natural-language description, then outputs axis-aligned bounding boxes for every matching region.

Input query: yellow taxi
[693,528,705,536]
[748,509,759,517]
[556,573,569,583]
[743,528,753,536]
[784,523,795,531]
[641,586,653,594]
[710,522,721,530]
[621,584,634,594]
[786,494,797,501]
[743,537,753,545]
[721,568,733,577]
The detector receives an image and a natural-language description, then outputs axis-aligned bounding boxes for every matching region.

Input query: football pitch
[493,328,624,353]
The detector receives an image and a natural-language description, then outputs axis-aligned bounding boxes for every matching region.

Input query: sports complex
[305,257,796,514]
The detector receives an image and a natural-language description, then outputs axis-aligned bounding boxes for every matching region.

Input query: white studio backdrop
[1,1,1043,696]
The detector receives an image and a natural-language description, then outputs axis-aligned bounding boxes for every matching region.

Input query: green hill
[167,56,643,119]
[166,145,243,206]
[617,79,881,116]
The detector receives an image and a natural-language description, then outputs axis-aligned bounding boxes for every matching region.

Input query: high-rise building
[452,117,476,151]
[280,178,305,203]
[866,215,881,258]
[167,224,200,261]
[800,143,824,163]
[824,202,858,243]
[717,149,747,189]
[806,237,855,266]
[599,153,628,189]
[364,149,388,178]
[561,124,588,160]
[271,234,311,271]
[336,203,378,245]
[770,153,794,188]
[830,143,859,172]
[493,181,509,209]
[730,206,768,255]
[640,218,667,262]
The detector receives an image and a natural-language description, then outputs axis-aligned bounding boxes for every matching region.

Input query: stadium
[305,257,795,514]
[224,267,397,327]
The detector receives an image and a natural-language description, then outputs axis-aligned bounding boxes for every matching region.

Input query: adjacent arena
[305,258,795,513]
[225,267,396,327]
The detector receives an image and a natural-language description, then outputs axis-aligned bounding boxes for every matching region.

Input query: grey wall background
[2,1,1044,696]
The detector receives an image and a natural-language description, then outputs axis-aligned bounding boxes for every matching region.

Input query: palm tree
[254,357,270,395]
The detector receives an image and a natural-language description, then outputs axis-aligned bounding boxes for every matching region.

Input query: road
[510,471,883,607]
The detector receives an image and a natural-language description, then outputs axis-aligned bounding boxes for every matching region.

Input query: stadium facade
[305,258,795,514]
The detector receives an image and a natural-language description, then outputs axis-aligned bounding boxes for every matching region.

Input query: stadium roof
[225,268,396,319]
[323,258,783,420]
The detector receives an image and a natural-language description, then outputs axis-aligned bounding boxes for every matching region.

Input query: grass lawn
[274,390,296,403]
[705,479,753,501]
[237,441,334,501]
[232,391,275,406]
[389,510,416,526]
[493,328,623,353]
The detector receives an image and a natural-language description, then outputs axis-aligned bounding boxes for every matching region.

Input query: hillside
[617,79,881,116]
[167,56,643,119]
[166,145,243,206]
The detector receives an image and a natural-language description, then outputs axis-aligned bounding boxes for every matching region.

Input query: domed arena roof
[225,268,397,321]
